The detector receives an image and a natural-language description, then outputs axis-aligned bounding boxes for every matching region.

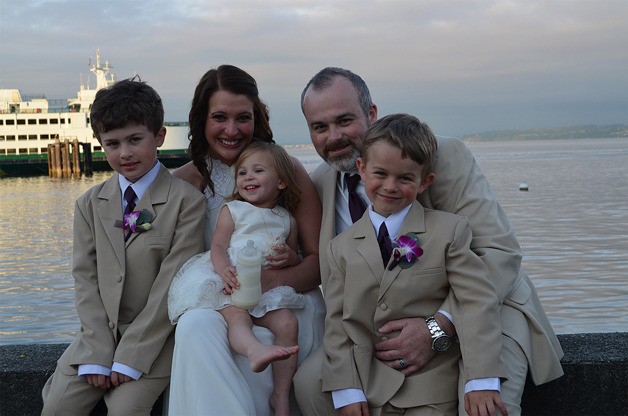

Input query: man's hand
[373,317,436,376]
[85,374,111,390]
[464,390,508,416]
[110,371,132,387]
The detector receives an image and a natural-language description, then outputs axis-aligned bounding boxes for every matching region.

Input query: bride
[166,64,324,416]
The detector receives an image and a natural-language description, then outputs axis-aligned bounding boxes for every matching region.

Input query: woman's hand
[266,243,300,269]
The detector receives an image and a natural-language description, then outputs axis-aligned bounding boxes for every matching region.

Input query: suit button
[117,275,123,283]
[380,303,388,311]
[108,322,114,329]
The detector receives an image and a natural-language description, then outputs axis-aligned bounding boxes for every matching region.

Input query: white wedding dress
[167,159,325,416]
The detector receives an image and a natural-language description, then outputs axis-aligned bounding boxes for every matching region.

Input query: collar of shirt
[118,161,161,212]
[367,203,412,240]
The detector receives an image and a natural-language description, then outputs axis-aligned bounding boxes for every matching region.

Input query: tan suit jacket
[57,164,206,378]
[311,137,563,385]
[323,202,505,407]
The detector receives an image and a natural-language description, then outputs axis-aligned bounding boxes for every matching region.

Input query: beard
[323,139,361,173]
[327,149,360,173]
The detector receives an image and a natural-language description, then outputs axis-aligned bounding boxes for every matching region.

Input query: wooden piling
[71,139,81,176]
[61,139,71,177]
[52,139,62,178]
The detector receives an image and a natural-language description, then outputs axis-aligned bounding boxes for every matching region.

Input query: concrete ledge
[1,333,626,416]
[521,332,627,416]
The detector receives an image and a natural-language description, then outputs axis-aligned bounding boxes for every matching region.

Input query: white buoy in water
[519,182,529,191]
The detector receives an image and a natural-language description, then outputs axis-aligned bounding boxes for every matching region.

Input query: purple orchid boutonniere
[115,209,154,234]
[387,232,423,271]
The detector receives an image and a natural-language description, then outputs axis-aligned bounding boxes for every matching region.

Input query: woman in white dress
[169,142,308,416]
[167,65,324,416]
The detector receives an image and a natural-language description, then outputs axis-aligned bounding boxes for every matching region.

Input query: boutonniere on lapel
[387,233,423,271]
[115,209,154,234]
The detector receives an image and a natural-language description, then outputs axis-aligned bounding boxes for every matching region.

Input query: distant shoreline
[461,124,628,142]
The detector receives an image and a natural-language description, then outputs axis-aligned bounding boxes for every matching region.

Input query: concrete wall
[1,333,626,416]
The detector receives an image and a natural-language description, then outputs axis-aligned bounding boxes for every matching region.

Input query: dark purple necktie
[377,222,392,266]
[124,186,137,215]
[123,186,137,241]
[345,173,367,223]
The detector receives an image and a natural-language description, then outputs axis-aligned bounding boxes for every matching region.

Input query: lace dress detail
[204,158,233,212]
[201,158,235,248]
[168,200,305,323]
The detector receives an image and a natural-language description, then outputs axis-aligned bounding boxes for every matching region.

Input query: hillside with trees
[461,124,628,142]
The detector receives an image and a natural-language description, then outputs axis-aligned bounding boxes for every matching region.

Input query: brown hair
[90,76,163,142]
[188,65,273,193]
[361,113,437,178]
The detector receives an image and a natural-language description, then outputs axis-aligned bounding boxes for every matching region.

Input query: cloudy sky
[1,0,626,144]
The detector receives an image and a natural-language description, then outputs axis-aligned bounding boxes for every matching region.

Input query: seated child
[41,77,206,415]
[322,113,508,416]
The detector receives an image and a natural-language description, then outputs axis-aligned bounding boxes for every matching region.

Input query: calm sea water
[1,138,627,345]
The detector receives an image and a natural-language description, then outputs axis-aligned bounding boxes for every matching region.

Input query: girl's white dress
[168,199,305,322]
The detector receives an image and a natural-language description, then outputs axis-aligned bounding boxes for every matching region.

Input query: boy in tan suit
[323,113,507,416]
[41,78,206,415]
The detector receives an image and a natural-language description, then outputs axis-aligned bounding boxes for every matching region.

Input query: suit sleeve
[71,195,117,366]
[446,217,506,381]
[114,189,206,373]
[321,239,363,392]
[427,138,522,307]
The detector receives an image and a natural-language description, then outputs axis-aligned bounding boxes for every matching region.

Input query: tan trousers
[41,365,168,416]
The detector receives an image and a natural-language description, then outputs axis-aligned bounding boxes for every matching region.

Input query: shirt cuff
[331,388,367,409]
[464,377,501,394]
[111,362,142,380]
[78,364,111,378]
[437,308,453,324]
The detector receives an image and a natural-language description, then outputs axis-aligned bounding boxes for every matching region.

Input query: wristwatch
[425,316,452,352]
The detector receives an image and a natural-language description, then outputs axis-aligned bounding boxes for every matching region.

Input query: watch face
[433,336,452,352]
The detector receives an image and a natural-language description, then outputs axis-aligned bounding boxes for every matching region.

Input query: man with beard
[293,67,563,416]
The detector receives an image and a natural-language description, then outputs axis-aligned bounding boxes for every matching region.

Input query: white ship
[0,50,189,177]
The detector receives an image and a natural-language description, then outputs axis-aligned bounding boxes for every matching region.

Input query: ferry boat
[0,50,190,177]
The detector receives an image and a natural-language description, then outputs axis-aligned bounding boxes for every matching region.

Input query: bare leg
[219,306,298,373]
[254,309,299,416]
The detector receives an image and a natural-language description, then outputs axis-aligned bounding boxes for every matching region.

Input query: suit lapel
[378,203,427,301]
[97,174,126,269]
[320,168,338,240]
[353,214,386,285]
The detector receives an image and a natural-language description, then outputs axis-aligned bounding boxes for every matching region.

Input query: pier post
[47,144,54,177]
[81,142,93,177]
[52,139,62,178]
[71,139,81,177]
[61,139,71,177]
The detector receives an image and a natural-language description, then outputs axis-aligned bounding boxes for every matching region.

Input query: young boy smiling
[42,78,206,415]
[322,113,508,416]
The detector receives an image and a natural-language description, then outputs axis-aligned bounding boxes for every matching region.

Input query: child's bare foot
[249,344,299,373]
[269,392,291,416]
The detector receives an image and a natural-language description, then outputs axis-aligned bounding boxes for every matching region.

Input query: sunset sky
[1,0,626,144]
